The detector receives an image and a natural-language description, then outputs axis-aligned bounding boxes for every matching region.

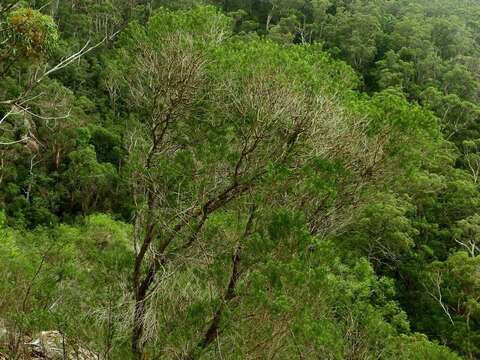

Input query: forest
[1,0,480,359]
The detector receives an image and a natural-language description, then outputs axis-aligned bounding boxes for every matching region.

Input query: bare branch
[425,271,454,325]
[0,136,27,146]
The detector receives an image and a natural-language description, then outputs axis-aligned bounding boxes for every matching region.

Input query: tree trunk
[131,298,145,359]
[182,206,255,360]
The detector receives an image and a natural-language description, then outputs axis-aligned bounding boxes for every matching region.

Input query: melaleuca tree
[104,6,459,358]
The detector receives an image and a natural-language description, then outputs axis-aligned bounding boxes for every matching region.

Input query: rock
[27,331,64,359]
[26,331,98,360]
[0,326,97,360]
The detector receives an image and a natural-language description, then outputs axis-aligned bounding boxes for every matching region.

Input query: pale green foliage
[0,214,133,356]
[3,8,59,60]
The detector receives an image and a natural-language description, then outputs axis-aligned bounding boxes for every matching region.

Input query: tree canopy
[0,1,479,359]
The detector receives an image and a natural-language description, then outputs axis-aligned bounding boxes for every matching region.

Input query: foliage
[0,1,479,359]
[2,8,58,60]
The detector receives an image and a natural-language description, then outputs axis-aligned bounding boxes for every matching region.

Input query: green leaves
[0,214,133,357]
[1,2,479,359]
[4,8,59,60]
[341,193,417,267]
[147,5,231,39]
[422,252,480,357]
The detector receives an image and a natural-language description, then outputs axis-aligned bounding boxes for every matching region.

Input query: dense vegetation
[1,0,479,359]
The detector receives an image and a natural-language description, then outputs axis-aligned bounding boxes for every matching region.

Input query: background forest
[1,0,480,359]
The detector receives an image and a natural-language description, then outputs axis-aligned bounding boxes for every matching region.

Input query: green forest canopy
[0,0,479,359]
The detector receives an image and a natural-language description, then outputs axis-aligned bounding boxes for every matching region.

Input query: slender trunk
[266,14,272,32]
[131,230,156,359]
[183,206,255,360]
[131,298,145,359]
[129,179,256,357]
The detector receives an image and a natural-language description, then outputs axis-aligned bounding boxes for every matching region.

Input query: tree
[107,5,432,356]
[324,4,382,72]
